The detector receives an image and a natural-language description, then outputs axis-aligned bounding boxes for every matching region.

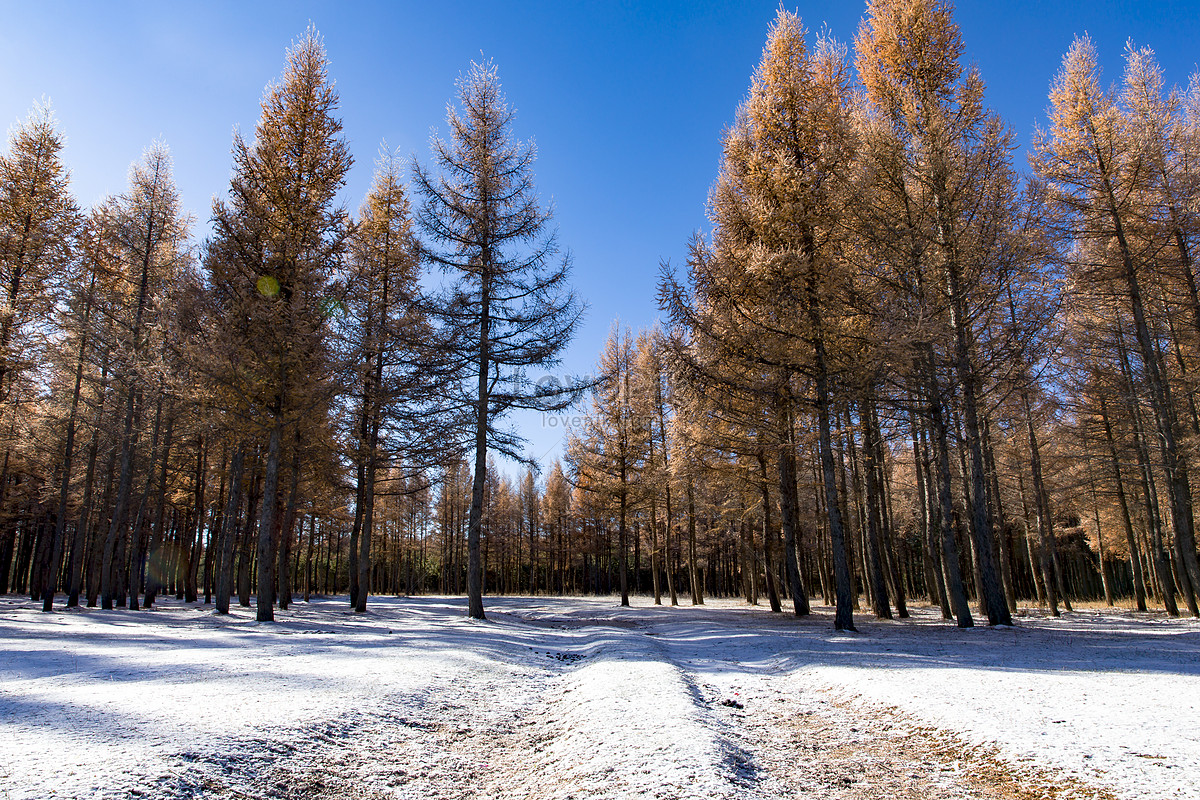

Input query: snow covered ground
[0,593,1196,799]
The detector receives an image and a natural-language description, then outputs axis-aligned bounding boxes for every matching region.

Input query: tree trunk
[279,437,300,610]
[216,446,245,615]
[618,482,629,607]
[1100,397,1147,611]
[238,463,260,608]
[859,395,892,619]
[951,328,1009,625]
[145,412,179,607]
[686,477,703,605]
[759,455,782,613]
[981,413,1016,613]
[204,449,227,605]
[100,385,141,609]
[922,348,973,627]
[348,453,365,609]
[464,261,492,620]
[188,453,213,604]
[650,496,661,605]
[1019,382,1062,615]
[355,433,377,614]
[776,407,809,616]
[256,421,282,622]
[127,392,166,610]
[912,405,950,617]
[1115,326,1179,615]
[67,409,103,608]
[664,477,678,606]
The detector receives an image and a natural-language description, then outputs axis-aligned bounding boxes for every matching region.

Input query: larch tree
[542,460,572,594]
[414,60,585,620]
[520,465,540,595]
[54,218,109,608]
[0,102,79,406]
[95,142,191,610]
[1035,35,1200,614]
[664,11,860,629]
[205,27,351,622]
[0,104,80,610]
[855,0,1017,626]
[654,303,788,612]
[0,103,82,612]
[566,325,648,607]
[631,326,678,606]
[345,150,414,614]
[1119,45,1200,611]
[341,149,453,613]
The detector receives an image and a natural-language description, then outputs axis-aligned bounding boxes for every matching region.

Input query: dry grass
[741,691,1122,800]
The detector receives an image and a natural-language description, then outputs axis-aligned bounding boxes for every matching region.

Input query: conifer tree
[55,220,108,608]
[663,11,859,629]
[0,103,82,611]
[520,466,540,594]
[0,102,79,405]
[415,60,584,620]
[203,28,350,622]
[95,143,191,610]
[855,0,1016,626]
[341,150,453,612]
[1035,36,1200,614]
[566,325,648,607]
[542,460,572,593]
[0,103,80,609]
[631,327,678,606]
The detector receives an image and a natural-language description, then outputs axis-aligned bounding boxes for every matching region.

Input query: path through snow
[0,595,1195,799]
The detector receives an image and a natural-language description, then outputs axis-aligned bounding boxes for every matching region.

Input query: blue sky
[3,1,1199,475]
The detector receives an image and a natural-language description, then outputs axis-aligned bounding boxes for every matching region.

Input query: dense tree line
[580,1,1200,629]
[0,28,580,621]
[589,1,1200,629]
[5,3,1200,630]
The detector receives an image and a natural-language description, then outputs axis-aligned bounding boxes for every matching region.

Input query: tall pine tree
[204,27,350,622]
[415,61,584,620]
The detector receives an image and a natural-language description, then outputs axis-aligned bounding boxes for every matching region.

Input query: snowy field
[0,594,1196,800]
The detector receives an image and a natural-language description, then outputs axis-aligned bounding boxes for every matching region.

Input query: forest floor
[0,594,1196,800]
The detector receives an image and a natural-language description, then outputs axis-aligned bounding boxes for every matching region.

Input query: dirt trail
[709,682,1119,800]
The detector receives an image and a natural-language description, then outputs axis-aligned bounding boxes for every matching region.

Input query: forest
[5,0,1200,636]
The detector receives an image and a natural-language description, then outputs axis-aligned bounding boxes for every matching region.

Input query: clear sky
[3,1,1199,476]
